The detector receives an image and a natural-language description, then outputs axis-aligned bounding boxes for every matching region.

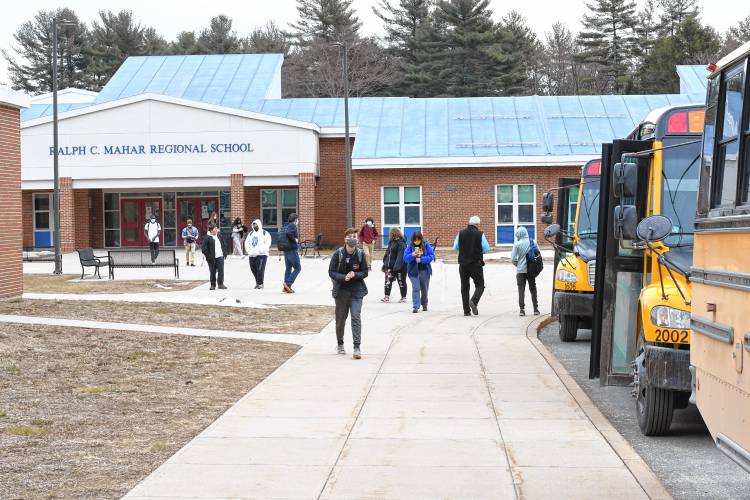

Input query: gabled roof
[676,65,710,94]
[30,88,99,104]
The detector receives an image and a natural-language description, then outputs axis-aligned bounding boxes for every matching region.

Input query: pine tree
[657,0,699,36]
[142,27,169,55]
[499,11,543,95]
[290,0,362,44]
[244,22,290,55]
[401,15,447,96]
[723,16,750,56]
[2,8,90,94]
[87,10,147,90]
[433,0,512,97]
[197,15,240,54]
[577,0,639,94]
[541,23,586,95]
[171,31,198,55]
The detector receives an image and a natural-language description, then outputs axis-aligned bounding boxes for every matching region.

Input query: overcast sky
[1,0,748,86]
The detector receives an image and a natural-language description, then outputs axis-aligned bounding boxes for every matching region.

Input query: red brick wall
[230,173,245,223]
[0,105,23,298]
[73,189,91,249]
[353,165,581,247]
[90,189,103,248]
[22,190,34,248]
[315,138,351,245]
[244,186,260,225]
[298,172,316,242]
[59,177,75,252]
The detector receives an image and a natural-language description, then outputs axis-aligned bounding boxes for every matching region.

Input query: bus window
[713,64,745,208]
[577,178,600,240]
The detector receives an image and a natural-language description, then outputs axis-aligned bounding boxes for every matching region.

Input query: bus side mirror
[614,205,637,240]
[612,162,637,200]
[544,224,561,239]
[542,192,555,213]
[636,215,673,243]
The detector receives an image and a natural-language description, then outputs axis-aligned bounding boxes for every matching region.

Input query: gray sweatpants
[335,289,363,347]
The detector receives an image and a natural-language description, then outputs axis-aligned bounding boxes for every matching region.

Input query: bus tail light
[584,160,601,176]
[666,110,704,134]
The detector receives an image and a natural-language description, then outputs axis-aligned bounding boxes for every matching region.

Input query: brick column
[58,177,76,252]
[0,104,23,298]
[298,172,316,242]
[230,174,245,223]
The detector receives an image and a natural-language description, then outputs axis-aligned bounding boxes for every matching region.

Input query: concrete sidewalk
[119,260,663,500]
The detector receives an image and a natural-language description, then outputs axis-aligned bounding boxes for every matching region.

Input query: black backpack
[276,225,292,251]
[526,241,544,278]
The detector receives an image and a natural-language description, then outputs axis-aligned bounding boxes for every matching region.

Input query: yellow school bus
[690,41,750,472]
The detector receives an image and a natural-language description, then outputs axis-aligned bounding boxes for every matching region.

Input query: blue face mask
[346,238,358,248]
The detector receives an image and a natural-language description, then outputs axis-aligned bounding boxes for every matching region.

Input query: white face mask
[366,221,373,227]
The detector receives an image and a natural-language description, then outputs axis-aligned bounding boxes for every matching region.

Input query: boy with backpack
[278,213,301,293]
[328,227,369,359]
[511,226,542,316]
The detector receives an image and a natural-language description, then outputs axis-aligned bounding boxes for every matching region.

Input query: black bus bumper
[643,345,691,392]
[554,291,594,317]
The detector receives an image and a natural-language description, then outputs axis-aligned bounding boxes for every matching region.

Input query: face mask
[366,221,373,227]
[413,240,422,246]
[252,224,259,231]
[150,218,156,223]
[187,224,192,228]
[346,238,357,248]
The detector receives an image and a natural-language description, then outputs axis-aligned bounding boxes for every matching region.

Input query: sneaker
[218,284,227,290]
[257,284,264,289]
[534,309,541,315]
[399,297,407,303]
[191,263,196,267]
[283,283,292,293]
[209,285,216,290]
[469,300,478,315]
[353,347,361,359]
[464,312,471,316]
[519,310,526,316]
[337,345,345,355]
[412,308,419,313]
[422,305,428,311]
[381,296,390,303]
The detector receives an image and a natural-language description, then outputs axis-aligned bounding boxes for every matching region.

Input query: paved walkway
[105,257,664,500]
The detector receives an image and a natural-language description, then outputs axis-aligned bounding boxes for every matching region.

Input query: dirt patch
[0,299,333,335]
[0,322,298,500]
[23,274,205,294]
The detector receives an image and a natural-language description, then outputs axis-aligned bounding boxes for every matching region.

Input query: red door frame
[120,198,162,247]
[176,196,218,245]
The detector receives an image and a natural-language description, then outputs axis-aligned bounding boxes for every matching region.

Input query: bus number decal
[654,329,689,343]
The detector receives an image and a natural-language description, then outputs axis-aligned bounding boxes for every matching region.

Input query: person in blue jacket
[403,231,435,313]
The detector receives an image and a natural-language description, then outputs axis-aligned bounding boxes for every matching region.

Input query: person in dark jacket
[282,213,301,293]
[329,227,369,359]
[454,215,490,316]
[381,227,407,303]
[201,223,227,290]
[403,231,435,313]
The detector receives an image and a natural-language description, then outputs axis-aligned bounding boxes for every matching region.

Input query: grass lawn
[0,323,299,499]
[0,299,334,335]
[24,274,205,294]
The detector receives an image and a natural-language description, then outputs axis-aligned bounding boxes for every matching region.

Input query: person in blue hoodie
[511,226,539,316]
[403,231,435,313]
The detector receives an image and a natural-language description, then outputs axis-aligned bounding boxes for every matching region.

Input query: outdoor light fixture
[51,17,76,274]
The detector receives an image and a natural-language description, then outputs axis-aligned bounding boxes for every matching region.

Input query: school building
[18,54,709,250]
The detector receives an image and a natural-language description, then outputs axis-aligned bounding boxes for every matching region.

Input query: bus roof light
[667,111,688,133]
[707,63,717,72]
[584,160,601,176]
[689,110,705,133]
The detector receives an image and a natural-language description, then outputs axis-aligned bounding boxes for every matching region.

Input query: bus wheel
[558,314,578,342]
[634,330,674,436]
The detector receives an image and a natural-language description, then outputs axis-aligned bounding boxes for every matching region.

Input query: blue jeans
[284,250,301,285]
[409,270,430,309]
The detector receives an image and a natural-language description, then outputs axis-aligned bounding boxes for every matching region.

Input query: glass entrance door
[177,197,217,245]
[120,198,162,247]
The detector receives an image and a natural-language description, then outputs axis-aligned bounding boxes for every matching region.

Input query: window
[220,191,231,229]
[261,189,298,230]
[103,193,120,247]
[567,186,579,238]
[712,64,745,208]
[496,184,536,245]
[33,193,54,247]
[381,186,422,245]
[162,192,176,246]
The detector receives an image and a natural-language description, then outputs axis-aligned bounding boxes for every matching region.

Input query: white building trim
[352,154,597,169]
[0,86,30,109]
[30,88,99,104]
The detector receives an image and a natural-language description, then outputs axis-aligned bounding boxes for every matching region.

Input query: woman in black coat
[381,227,407,302]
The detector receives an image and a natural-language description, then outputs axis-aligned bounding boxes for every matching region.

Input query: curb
[525,314,672,500]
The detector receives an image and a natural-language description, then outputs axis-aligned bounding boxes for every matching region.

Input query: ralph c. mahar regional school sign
[49,142,255,156]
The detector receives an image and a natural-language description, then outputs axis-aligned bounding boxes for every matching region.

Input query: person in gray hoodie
[244,219,272,289]
[511,226,539,316]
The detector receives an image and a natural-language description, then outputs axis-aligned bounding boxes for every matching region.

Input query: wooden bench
[107,249,179,279]
[77,248,112,279]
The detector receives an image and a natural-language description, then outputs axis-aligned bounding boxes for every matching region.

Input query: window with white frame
[496,184,536,245]
[261,189,298,230]
[382,186,422,245]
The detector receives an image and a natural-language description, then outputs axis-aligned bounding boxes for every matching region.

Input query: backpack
[526,241,543,278]
[276,225,293,251]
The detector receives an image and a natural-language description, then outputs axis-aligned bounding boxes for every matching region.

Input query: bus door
[550,178,580,314]
[591,139,652,385]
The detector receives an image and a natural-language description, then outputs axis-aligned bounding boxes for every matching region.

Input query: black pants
[208,256,225,286]
[459,262,485,314]
[516,272,538,311]
[249,255,268,285]
[149,242,160,263]
[384,270,407,298]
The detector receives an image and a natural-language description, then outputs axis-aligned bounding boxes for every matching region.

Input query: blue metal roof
[20,54,708,161]
[676,65,710,95]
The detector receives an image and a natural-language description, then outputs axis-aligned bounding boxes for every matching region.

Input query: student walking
[403,231,434,313]
[279,213,301,293]
[454,216,490,316]
[181,218,199,267]
[381,227,407,303]
[329,228,369,359]
[144,214,161,263]
[245,219,272,289]
[511,226,539,316]
[358,217,379,267]
[201,223,227,290]
[231,217,245,257]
